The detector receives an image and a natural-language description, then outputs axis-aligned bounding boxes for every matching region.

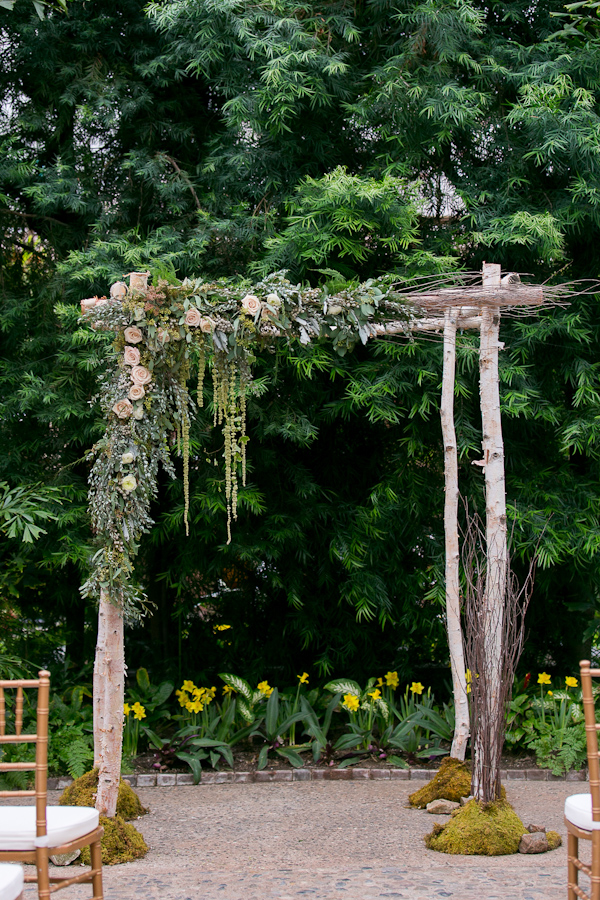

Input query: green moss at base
[409,757,472,808]
[425,798,526,855]
[59,769,148,820]
[547,830,562,850]
[80,815,148,866]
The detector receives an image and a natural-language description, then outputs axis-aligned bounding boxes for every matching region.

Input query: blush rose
[241,294,261,316]
[185,308,202,327]
[112,399,133,419]
[124,346,141,366]
[124,326,143,344]
[131,366,152,386]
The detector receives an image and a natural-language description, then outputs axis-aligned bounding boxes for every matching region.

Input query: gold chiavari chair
[565,660,600,900]
[0,671,103,899]
[0,864,24,900]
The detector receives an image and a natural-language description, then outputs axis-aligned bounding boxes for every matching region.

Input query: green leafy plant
[250,688,308,769]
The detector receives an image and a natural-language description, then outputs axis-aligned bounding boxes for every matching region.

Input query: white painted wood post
[441,307,470,760]
[472,262,508,799]
[93,589,125,817]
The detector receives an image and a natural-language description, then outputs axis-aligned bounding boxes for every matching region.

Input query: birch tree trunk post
[472,262,508,801]
[92,590,125,817]
[441,306,469,760]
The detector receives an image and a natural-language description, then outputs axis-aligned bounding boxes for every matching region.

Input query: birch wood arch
[80,263,559,815]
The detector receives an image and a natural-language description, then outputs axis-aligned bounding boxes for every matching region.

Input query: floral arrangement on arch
[79,269,416,616]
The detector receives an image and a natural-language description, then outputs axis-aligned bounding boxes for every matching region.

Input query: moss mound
[425,798,526,855]
[409,757,472,808]
[80,815,148,866]
[59,769,148,820]
[547,830,562,851]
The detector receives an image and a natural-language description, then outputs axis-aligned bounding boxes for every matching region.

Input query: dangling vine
[80,270,417,615]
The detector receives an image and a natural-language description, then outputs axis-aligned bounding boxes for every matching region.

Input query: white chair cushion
[0,806,99,851]
[0,863,24,900]
[565,793,600,831]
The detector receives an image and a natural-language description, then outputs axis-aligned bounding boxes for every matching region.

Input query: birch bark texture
[440,307,469,760]
[471,263,508,801]
[93,589,125,817]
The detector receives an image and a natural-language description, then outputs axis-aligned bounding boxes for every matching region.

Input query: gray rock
[460,795,474,806]
[519,832,549,854]
[527,823,546,833]
[50,850,81,866]
[426,799,460,815]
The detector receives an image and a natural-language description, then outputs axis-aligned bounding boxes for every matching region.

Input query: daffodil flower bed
[109,665,591,782]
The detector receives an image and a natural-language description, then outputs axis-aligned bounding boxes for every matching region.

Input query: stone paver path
[20,781,579,899]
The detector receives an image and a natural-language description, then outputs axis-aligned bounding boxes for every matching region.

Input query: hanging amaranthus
[81,270,415,613]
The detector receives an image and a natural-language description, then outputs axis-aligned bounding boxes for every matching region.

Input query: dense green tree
[2,0,600,688]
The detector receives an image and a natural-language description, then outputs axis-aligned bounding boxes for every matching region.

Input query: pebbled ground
[18,781,579,899]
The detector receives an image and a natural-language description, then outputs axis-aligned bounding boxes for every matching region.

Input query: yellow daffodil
[223,685,235,695]
[257,680,274,697]
[342,693,360,712]
[181,680,196,693]
[547,691,553,697]
[131,702,146,721]
[385,671,399,690]
[297,672,309,684]
[410,682,424,695]
[376,677,384,687]
[204,687,217,704]
[368,689,382,700]
[186,699,204,714]
[123,703,131,716]
[566,676,578,688]
[192,686,206,700]
[213,624,232,632]
[538,673,551,685]
[175,689,189,707]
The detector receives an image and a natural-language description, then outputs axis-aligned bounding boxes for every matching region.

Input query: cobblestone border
[47,767,588,790]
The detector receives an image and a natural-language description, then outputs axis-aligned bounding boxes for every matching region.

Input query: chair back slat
[580,660,600,821]
[15,687,23,736]
[0,671,50,837]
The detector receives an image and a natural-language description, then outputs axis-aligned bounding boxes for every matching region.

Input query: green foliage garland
[80,271,417,616]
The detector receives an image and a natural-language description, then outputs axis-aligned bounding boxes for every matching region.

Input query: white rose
[124,326,143,344]
[121,474,137,492]
[129,384,145,401]
[185,308,202,327]
[131,365,152,386]
[266,293,282,308]
[124,346,140,366]
[241,294,261,316]
[112,399,133,419]
[132,406,144,420]
[121,452,134,465]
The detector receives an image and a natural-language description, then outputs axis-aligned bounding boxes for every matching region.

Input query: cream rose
[121,452,134,465]
[241,294,261,316]
[131,365,152,386]
[132,406,144,420]
[110,281,128,300]
[199,317,213,333]
[124,346,141,366]
[121,474,137,493]
[124,326,143,344]
[112,399,133,419]
[185,308,202,327]
[266,293,282,308]
[129,384,145,401]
